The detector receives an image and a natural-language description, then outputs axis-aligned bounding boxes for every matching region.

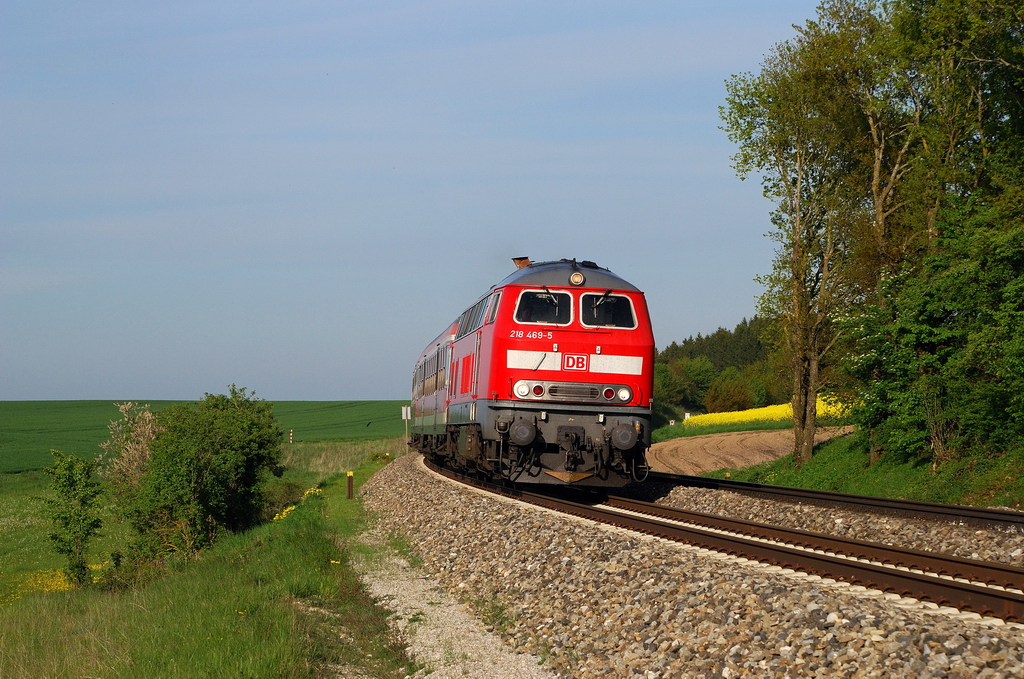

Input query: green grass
[0,440,417,678]
[0,400,409,473]
[0,468,134,605]
[704,432,1024,510]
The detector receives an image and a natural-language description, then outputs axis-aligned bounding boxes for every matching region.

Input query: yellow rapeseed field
[682,399,846,428]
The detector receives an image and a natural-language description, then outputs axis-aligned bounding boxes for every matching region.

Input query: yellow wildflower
[273,505,296,521]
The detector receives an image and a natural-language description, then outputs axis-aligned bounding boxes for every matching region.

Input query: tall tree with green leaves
[838,0,1024,466]
[723,27,859,468]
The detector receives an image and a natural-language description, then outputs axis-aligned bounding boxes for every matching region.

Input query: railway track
[648,470,1024,530]
[424,458,1024,623]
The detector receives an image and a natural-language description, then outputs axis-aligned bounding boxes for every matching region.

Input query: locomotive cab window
[580,292,637,329]
[514,290,572,325]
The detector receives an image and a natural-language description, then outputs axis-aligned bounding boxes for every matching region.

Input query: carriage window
[580,293,637,329]
[456,296,490,339]
[485,291,501,324]
[514,290,572,325]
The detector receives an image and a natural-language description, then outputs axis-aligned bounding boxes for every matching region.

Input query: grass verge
[0,439,417,678]
[704,432,1024,510]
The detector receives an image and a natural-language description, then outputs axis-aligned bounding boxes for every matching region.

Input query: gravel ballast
[352,528,557,679]
[362,454,1024,678]
[650,485,1024,567]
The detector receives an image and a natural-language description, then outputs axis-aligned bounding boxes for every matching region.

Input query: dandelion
[273,505,296,521]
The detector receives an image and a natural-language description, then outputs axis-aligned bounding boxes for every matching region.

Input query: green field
[0,400,408,473]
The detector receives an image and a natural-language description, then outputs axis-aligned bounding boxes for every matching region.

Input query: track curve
[423,456,1024,622]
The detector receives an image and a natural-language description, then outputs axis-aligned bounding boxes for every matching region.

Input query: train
[409,257,655,487]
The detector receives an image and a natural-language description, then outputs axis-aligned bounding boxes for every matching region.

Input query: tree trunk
[792,350,818,470]
[792,355,808,469]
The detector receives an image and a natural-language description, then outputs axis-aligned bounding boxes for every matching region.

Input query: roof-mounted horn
[512,257,532,269]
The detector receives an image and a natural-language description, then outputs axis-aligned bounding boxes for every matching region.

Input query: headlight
[515,382,530,398]
[617,388,631,402]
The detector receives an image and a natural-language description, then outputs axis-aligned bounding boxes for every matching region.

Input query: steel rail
[424,458,1024,622]
[648,471,1024,529]
[604,495,1024,592]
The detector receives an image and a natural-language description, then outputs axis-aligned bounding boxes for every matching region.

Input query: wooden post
[347,471,354,499]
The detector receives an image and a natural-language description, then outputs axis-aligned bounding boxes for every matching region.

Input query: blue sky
[2,1,819,400]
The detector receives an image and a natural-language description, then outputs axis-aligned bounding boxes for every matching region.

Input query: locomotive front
[411,258,654,487]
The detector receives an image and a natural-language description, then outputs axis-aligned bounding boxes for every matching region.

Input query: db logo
[562,354,589,371]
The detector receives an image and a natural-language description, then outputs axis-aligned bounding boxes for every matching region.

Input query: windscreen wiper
[541,286,559,308]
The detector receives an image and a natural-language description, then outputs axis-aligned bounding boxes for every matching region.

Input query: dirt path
[647,426,853,475]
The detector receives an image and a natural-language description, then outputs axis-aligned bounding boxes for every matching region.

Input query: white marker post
[402,405,411,441]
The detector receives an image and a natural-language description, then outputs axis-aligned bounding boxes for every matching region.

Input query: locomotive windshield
[580,293,637,328]
[515,290,572,325]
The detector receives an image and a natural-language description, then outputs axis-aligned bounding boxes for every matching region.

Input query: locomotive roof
[494,258,640,292]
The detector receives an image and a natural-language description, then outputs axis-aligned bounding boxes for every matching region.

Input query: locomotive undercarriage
[412,400,650,488]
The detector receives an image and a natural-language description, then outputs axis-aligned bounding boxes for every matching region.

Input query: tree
[43,451,103,586]
[835,0,1024,466]
[723,27,858,468]
[704,367,755,413]
[724,0,1023,468]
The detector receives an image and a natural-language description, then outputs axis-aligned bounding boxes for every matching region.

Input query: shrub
[124,386,284,556]
[99,401,161,497]
[42,450,103,586]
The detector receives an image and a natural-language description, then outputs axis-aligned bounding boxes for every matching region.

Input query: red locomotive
[410,257,654,487]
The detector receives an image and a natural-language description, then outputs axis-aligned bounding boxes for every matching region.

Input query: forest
[696,0,1022,470]
[654,317,789,416]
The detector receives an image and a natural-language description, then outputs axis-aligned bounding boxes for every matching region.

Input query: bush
[99,401,161,499]
[704,367,755,412]
[42,450,103,586]
[124,386,284,556]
